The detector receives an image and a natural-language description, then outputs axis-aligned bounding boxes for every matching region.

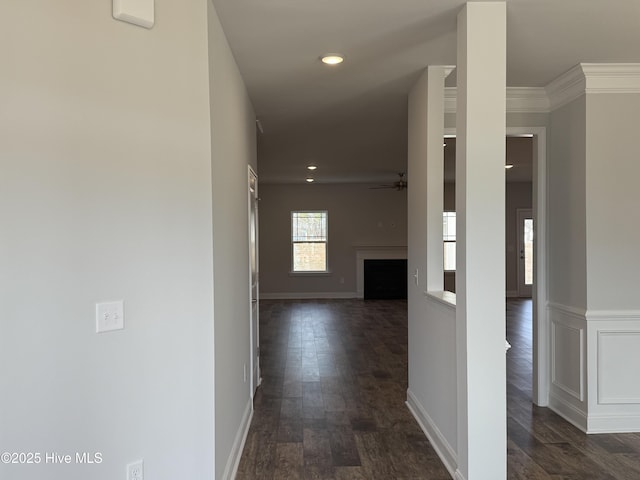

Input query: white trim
[548,390,588,433]
[220,399,253,480]
[587,413,640,434]
[425,290,457,309]
[406,390,458,478]
[259,291,358,300]
[545,64,586,111]
[546,63,640,111]
[505,87,551,112]
[586,310,640,321]
[288,271,332,276]
[444,87,550,113]
[582,63,640,93]
[454,470,467,480]
[548,302,587,320]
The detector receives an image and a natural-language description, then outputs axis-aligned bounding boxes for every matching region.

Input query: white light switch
[96,301,124,333]
[113,0,154,29]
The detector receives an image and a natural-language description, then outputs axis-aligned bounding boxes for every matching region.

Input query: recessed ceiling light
[306,177,315,183]
[307,165,317,170]
[321,54,344,65]
[505,164,514,169]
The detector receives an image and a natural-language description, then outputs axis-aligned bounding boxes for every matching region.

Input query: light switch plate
[113,0,154,29]
[96,300,124,333]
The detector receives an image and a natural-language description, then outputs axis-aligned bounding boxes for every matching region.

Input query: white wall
[585,94,640,311]
[406,68,458,476]
[1,1,215,479]
[208,2,257,477]
[548,97,588,310]
[258,183,407,297]
[547,95,589,428]
[547,86,640,433]
[583,92,640,433]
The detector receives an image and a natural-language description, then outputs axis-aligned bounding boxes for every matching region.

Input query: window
[443,212,456,271]
[524,218,534,285]
[291,211,328,272]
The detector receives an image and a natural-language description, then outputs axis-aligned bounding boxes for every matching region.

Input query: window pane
[443,212,456,241]
[443,212,456,271]
[292,211,328,272]
[444,241,456,271]
[524,218,533,285]
[293,242,327,271]
[292,212,327,242]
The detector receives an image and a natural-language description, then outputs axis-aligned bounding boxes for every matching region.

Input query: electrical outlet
[96,300,124,333]
[127,459,143,480]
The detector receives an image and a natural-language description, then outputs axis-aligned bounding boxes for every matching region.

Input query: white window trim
[291,210,329,274]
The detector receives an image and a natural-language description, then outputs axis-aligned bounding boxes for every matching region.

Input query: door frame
[248,165,260,401]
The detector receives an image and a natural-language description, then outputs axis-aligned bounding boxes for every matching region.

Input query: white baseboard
[454,470,467,480]
[221,398,253,480]
[548,391,588,433]
[587,413,640,434]
[406,389,457,478]
[260,291,358,300]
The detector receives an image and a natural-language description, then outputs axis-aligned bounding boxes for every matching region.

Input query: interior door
[517,208,533,298]
[248,167,260,398]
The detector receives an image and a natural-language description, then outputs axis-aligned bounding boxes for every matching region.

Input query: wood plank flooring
[236,299,640,479]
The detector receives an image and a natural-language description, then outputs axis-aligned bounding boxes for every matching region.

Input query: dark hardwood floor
[506,300,640,480]
[236,299,640,479]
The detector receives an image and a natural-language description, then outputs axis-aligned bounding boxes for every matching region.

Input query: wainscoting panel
[585,310,640,433]
[597,331,640,404]
[548,303,587,430]
[551,317,584,401]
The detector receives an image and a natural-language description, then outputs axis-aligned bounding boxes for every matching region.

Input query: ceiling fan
[370,172,408,191]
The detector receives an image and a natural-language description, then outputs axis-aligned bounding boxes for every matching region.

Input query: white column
[455,2,506,479]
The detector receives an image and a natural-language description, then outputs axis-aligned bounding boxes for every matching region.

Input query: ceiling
[212,0,640,184]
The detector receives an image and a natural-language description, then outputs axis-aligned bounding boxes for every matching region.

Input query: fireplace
[364,259,407,299]
[355,246,407,299]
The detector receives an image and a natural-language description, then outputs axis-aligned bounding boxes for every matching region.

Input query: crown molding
[443,64,640,115]
[545,63,640,111]
[544,64,586,111]
[444,87,549,114]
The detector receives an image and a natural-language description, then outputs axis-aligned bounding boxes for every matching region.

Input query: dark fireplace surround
[363,259,408,300]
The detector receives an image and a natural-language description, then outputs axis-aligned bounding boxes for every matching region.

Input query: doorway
[444,127,548,406]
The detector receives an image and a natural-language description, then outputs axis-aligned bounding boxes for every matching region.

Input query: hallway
[236,299,640,479]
